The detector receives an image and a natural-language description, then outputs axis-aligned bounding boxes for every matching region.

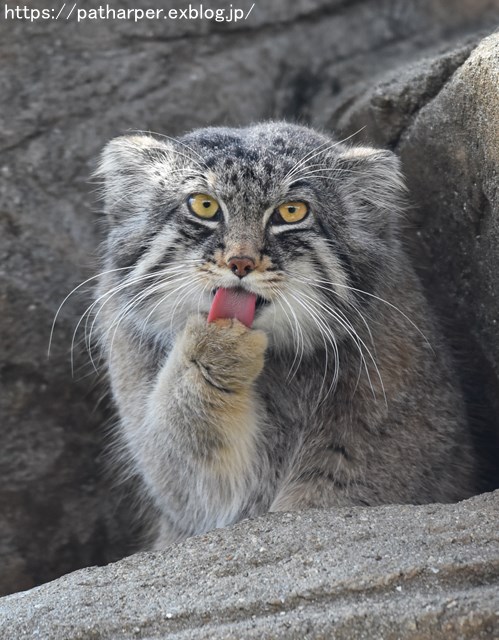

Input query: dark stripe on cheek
[279,235,313,253]
[310,252,332,287]
[279,232,314,257]
[109,225,161,270]
[182,217,216,242]
[315,218,378,300]
[261,239,283,271]
[315,219,354,280]
[141,235,183,277]
[144,253,176,276]
[113,242,150,269]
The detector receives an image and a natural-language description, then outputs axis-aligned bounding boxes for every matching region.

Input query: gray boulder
[324,32,499,489]
[0,491,498,639]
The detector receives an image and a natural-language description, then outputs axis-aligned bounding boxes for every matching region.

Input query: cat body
[95,122,476,547]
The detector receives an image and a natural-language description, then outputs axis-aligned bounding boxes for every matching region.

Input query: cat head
[96,122,405,354]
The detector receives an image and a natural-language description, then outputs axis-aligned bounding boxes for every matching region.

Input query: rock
[324,33,499,489]
[1,0,499,597]
[0,491,498,639]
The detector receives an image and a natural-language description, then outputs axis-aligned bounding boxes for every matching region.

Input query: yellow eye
[275,201,309,224]
[188,193,220,219]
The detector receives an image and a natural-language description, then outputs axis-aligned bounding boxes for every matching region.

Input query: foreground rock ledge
[1,492,498,639]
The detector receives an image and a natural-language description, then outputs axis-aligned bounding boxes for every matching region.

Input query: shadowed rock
[329,32,499,491]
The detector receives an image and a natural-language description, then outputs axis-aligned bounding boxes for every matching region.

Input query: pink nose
[227,256,255,278]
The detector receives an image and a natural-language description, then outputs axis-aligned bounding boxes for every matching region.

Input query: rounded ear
[334,146,407,215]
[93,134,174,225]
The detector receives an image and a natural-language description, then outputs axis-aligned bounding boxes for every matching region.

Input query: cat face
[97,123,404,356]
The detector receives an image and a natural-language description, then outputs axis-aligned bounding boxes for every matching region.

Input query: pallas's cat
[94,123,476,547]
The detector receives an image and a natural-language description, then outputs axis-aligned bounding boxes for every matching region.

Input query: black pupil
[203,201,211,208]
[288,207,296,213]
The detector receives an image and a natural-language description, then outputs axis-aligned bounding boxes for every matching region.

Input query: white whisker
[295,287,383,404]
[74,272,166,374]
[286,288,340,407]
[48,265,134,357]
[284,127,366,185]
[106,273,196,354]
[271,286,305,382]
[292,271,432,352]
[130,129,209,172]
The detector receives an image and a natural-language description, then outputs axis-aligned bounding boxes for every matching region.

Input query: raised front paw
[179,316,268,392]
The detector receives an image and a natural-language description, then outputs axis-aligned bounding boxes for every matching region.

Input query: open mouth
[208,287,270,327]
[255,294,271,311]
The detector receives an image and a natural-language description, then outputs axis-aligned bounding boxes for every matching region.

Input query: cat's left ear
[334,146,406,220]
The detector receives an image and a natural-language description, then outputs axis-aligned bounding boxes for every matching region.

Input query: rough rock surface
[321,32,499,488]
[1,0,499,598]
[1,491,498,639]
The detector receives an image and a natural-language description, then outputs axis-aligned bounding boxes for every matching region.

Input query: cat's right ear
[94,134,174,225]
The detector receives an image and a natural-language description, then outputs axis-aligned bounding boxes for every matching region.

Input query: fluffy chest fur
[94,122,476,547]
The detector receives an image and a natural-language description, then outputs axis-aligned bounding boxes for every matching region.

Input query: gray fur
[93,122,477,548]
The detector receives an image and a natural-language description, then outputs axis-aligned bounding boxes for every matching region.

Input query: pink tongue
[208,288,257,328]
